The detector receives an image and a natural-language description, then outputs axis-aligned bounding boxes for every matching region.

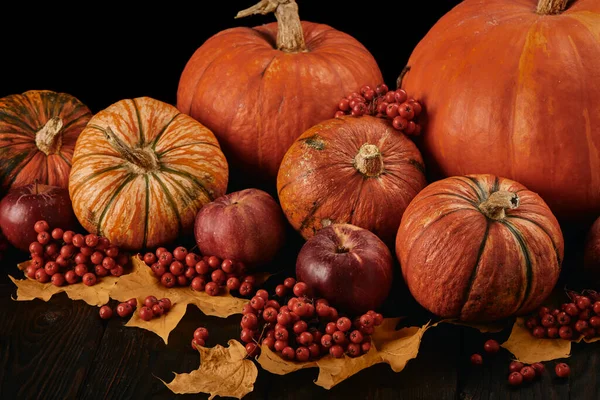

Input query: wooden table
[1,225,599,400]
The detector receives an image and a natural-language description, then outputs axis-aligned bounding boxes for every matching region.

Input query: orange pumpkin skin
[69,97,228,251]
[396,174,564,322]
[177,21,383,185]
[0,90,92,191]
[401,0,600,221]
[277,116,427,247]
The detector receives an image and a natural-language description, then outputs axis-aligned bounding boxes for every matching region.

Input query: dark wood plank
[78,303,270,399]
[566,340,600,400]
[0,290,107,400]
[457,325,570,399]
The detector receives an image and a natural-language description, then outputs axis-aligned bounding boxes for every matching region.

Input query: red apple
[0,183,79,252]
[194,188,286,268]
[584,217,600,286]
[296,223,394,315]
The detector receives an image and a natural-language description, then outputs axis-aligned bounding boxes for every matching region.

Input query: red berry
[239,282,253,297]
[51,228,64,240]
[292,282,308,297]
[547,327,559,338]
[169,261,185,276]
[37,231,50,245]
[82,273,97,286]
[579,309,592,320]
[241,313,258,329]
[152,304,165,317]
[332,331,346,345]
[245,342,260,357]
[143,252,157,265]
[273,339,287,352]
[577,296,592,310]
[65,270,79,284]
[336,317,352,332]
[483,339,500,354]
[349,330,364,344]
[361,342,371,353]
[532,326,547,338]
[191,276,207,291]
[559,326,573,340]
[184,266,197,280]
[173,246,188,261]
[72,234,85,248]
[29,241,44,256]
[298,331,313,346]
[575,320,589,333]
[325,322,337,335]
[220,259,235,273]
[394,89,408,104]
[102,256,116,270]
[161,272,176,288]
[589,316,600,327]
[193,327,209,341]
[593,301,600,314]
[45,243,60,257]
[143,296,158,308]
[275,284,287,297]
[25,265,38,279]
[274,328,288,341]
[226,277,241,291]
[293,320,308,334]
[538,306,551,317]
[105,246,119,258]
[346,343,362,357]
[531,362,545,377]
[555,362,570,378]
[110,265,124,277]
[385,103,399,118]
[126,298,137,308]
[557,312,571,326]
[34,220,49,233]
[509,361,524,373]
[207,256,221,269]
[51,273,65,287]
[99,305,113,319]
[74,253,88,265]
[159,251,173,267]
[95,265,109,277]
[205,282,220,296]
[139,306,154,321]
[375,84,389,95]
[158,298,171,311]
[191,337,206,349]
[508,371,523,386]
[283,277,296,289]
[399,103,415,119]
[90,251,104,265]
[321,334,333,348]
[116,302,133,317]
[294,346,309,362]
[541,314,556,327]
[195,260,209,275]
[520,366,536,382]
[211,269,226,285]
[62,230,75,244]
[565,303,579,317]
[35,268,50,283]
[44,261,59,276]
[329,345,344,358]
[84,234,99,248]
[281,346,295,360]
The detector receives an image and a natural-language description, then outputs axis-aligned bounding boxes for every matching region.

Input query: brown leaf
[501,317,571,363]
[257,317,431,390]
[440,318,508,333]
[162,339,258,399]
[109,257,250,343]
[9,261,119,306]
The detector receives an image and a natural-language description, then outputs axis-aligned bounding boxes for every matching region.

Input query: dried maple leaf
[257,318,431,389]
[9,261,119,306]
[501,317,571,363]
[109,257,252,343]
[162,339,258,400]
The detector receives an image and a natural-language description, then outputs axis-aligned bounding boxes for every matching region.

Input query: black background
[1,1,463,113]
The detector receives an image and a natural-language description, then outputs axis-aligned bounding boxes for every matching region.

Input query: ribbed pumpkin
[401,0,600,221]
[0,90,92,192]
[69,96,228,250]
[396,174,564,322]
[277,115,427,247]
[177,0,383,187]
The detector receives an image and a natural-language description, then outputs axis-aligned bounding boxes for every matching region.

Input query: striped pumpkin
[0,90,92,192]
[396,174,564,322]
[69,96,228,251]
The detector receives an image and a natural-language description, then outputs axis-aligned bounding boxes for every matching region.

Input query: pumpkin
[396,174,564,322]
[277,115,427,247]
[0,90,92,192]
[400,0,600,221]
[177,0,383,188]
[68,96,228,251]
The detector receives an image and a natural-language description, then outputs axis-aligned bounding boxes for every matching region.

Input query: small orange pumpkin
[0,90,92,191]
[69,96,228,250]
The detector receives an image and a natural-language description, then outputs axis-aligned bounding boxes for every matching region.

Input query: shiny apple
[194,188,287,268]
[0,183,79,252]
[296,223,394,315]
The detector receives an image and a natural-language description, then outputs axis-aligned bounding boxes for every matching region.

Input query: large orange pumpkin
[0,90,92,191]
[396,174,564,321]
[401,0,600,221]
[69,97,228,250]
[177,0,383,188]
[278,115,427,247]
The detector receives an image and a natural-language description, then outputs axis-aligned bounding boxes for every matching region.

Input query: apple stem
[479,191,520,220]
[35,116,64,155]
[235,0,307,53]
[354,143,384,178]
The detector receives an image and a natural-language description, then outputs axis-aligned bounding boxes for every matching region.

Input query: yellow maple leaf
[109,257,251,343]
[257,317,432,390]
[9,261,119,306]
[162,339,258,400]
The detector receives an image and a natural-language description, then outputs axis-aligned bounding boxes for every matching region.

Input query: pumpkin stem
[35,116,64,155]
[354,143,384,178]
[479,191,520,220]
[536,0,570,14]
[396,65,411,89]
[236,0,307,53]
[103,126,159,173]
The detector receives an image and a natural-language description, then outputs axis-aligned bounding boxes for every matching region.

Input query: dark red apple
[194,188,286,268]
[296,223,394,315]
[0,183,79,252]
[584,217,600,286]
